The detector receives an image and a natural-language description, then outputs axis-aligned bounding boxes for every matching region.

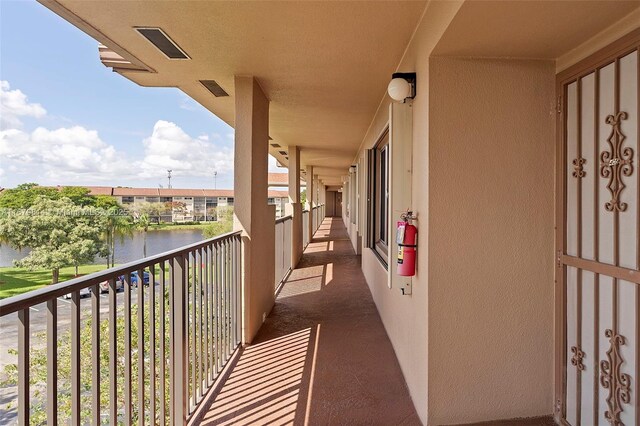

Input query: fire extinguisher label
[398,246,404,264]
[396,223,406,245]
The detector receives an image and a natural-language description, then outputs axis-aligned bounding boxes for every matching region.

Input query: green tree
[0,197,108,283]
[203,206,233,238]
[58,186,93,206]
[0,183,60,209]
[133,202,169,224]
[300,189,307,205]
[135,213,151,258]
[103,207,134,268]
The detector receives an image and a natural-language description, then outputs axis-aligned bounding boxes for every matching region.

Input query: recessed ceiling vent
[135,27,189,59]
[200,80,229,97]
[279,150,287,155]
[271,143,281,148]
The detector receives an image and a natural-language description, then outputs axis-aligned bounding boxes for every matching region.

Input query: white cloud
[140,120,233,179]
[0,82,236,187]
[0,81,47,129]
[0,126,130,182]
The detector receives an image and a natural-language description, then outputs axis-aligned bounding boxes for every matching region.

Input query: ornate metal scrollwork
[572,157,586,178]
[554,398,563,416]
[600,329,631,425]
[600,112,634,212]
[570,345,586,371]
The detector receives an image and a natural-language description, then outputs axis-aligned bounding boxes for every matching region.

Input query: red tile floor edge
[198,217,421,426]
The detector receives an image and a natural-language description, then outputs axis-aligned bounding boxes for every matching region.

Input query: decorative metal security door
[556,31,639,426]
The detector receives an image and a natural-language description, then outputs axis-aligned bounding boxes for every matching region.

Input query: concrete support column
[288,146,303,266]
[306,165,314,240]
[320,183,326,220]
[233,76,275,344]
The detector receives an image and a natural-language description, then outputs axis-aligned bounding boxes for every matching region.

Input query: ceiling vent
[271,143,281,148]
[135,27,189,59]
[279,150,287,155]
[200,80,229,97]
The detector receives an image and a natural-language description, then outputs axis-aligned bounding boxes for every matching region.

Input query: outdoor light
[387,72,416,102]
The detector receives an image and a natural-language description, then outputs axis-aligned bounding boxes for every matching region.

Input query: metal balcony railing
[1,208,327,425]
[0,231,242,425]
[275,215,293,292]
[302,210,310,247]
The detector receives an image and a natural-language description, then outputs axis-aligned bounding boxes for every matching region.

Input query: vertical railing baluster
[91,284,101,426]
[71,290,81,426]
[168,261,174,425]
[221,241,226,362]
[137,267,145,425]
[224,239,231,362]
[160,261,167,426]
[221,241,225,368]
[216,243,224,373]
[191,251,197,410]
[18,308,29,426]
[230,239,236,349]
[198,248,203,399]
[47,298,58,426]
[109,277,118,423]
[203,246,209,388]
[215,242,221,373]
[235,236,241,345]
[171,254,188,425]
[238,235,242,343]
[150,264,157,425]
[124,273,132,425]
[209,244,216,382]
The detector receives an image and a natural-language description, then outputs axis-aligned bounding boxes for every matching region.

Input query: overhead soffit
[433,1,640,58]
[46,0,427,185]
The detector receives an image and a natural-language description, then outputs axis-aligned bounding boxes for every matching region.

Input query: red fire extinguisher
[397,212,417,276]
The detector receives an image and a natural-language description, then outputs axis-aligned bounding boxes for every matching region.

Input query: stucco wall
[428,58,555,424]
[234,76,276,343]
[348,2,463,423]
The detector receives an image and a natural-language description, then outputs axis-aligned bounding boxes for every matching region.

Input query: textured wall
[234,76,276,343]
[428,58,555,424]
[352,2,463,423]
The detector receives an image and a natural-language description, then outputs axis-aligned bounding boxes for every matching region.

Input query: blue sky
[0,0,279,190]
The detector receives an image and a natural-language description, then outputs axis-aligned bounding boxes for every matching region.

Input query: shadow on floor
[200,218,420,426]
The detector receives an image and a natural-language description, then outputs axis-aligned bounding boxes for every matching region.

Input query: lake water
[0,229,205,267]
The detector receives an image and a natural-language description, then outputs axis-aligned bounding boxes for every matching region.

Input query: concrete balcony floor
[200,217,421,425]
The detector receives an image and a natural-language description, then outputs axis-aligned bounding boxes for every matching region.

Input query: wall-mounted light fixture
[387,72,416,103]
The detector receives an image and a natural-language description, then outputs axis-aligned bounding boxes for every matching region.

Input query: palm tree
[136,213,151,258]
[104,207,134,268]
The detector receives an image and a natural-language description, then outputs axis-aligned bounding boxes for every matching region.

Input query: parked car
[119,271,159,287]
[63,286,91,299]
[97,278,124,293]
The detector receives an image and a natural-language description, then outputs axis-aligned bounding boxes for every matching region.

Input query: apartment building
[85,186,289,222]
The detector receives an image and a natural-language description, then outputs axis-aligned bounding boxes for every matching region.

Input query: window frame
[368,126,390,267]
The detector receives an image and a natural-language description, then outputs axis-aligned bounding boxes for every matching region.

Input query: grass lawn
[0,264,111,299]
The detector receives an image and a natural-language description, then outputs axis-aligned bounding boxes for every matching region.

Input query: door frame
[554,28,640,425]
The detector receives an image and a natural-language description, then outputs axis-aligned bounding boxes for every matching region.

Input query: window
[121,196,134,204]
[368,127,389,265]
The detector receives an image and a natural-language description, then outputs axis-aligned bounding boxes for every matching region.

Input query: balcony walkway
[199,217,420,425]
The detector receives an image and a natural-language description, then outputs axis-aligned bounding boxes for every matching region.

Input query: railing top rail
[0,230,242,317]
[275,215,293,224]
